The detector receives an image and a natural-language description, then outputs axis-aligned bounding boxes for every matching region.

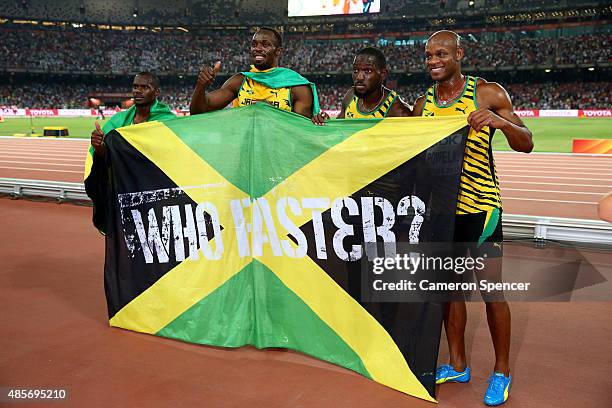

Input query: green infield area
[0,116,109,139]
[492,117,611,152]
[0,116,610,153]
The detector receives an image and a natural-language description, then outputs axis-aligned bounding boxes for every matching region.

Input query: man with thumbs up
[189,27,319,118]
[90,72,176,157]
[86,72,176,234]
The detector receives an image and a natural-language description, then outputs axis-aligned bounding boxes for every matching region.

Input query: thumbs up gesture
[197,61,221,89]
[91,121,106,156]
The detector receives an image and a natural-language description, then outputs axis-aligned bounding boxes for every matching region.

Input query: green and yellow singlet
[422,76,502,215]
[236,76,292,112]
[345,89,398,119]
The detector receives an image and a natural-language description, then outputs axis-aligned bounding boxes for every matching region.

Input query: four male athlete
[91,28,532,407]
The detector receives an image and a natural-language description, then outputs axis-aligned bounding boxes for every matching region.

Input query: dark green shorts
[453,209,503,258]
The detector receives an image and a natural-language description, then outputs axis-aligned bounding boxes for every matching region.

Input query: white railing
[1,178,611,245]
[0,178,89,201]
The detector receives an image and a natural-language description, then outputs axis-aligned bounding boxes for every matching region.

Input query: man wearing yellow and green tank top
[311,47,412,124]
[413,30,533,407]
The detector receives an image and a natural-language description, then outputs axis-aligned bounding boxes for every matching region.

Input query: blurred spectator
[0,0,600,25]
[0,27,610,75]
[1,81,610,111]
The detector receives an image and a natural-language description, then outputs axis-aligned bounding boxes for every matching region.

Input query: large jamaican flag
[85,104,469,402]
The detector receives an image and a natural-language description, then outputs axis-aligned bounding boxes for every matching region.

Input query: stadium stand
[0,27,609,74]
[0,0,609,111]
[1,81,610,111]
[1,0,606,24]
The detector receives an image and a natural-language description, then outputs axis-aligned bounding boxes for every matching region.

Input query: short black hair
[356,47,386,69]
[256,27,283,48]
[135,71,160,89]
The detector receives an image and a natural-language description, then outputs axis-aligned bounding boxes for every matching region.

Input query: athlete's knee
[485,300,510,315]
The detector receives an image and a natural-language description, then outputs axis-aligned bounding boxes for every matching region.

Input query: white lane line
[496,164,612,170]
[0,152,86,158]
[0,155,83,162]
[0,136,90,141]
[502,188,605,195]
[498,170,611,176]
[503,197,596,204]
[0,160,83,167]
[496,161,612,166]
[0,143,89,147]
[496,155,612,159]
[0,146,88,151]
[496,152,612,156]
[0,143,89,152]
[0,144,88,148]
[499,175,611,181]
[0,166,83,174]
[498,181,611,188]
[496,157,612,160]
[0,140,88,144]
[0,139,89,142]
[495,151,612,157]
[0,147,88,154]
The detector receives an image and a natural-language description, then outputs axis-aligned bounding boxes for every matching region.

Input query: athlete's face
[132,75,158,107]
[425,38,463,81]
[352,55,386,98]
[250,31,281,70]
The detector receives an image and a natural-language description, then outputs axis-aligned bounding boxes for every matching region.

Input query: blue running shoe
[435,364,471,384]
[484,372,512,406]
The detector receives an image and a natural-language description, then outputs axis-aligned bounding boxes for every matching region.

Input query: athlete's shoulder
[290,83,311,92]
[342,87,356,105]
[223,73,245,91]
[229,72,245,81]
[388,95,412,117]
[475,78,513,109]
[290,84,313,102]
[475,78,507,95]
[412,95,427,116]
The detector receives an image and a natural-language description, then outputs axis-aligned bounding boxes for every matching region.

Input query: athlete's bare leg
[480,257,511,375]
[444,300,467,371]
[445,257,510,375]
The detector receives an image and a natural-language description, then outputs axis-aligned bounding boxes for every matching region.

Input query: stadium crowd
[0,28,610,74]
[0,0,603,25]
[1,81,610,111]
[0,0,284,26]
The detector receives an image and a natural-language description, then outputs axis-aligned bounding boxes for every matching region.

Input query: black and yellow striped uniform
[422,76,502,215]
[345,89,398,118]
[236,76,292,112]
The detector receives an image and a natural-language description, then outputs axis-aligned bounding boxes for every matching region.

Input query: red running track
[0,136,610,220]
[2,198,612,407]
